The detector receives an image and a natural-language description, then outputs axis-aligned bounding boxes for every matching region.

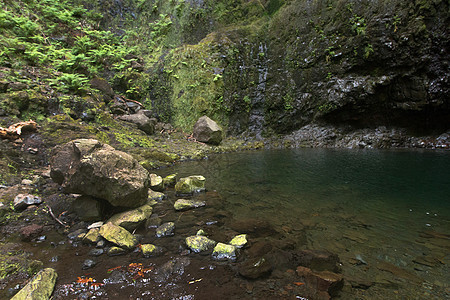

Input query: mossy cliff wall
[80,0,450,135]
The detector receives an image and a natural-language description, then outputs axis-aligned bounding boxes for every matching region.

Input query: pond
[158,148,450,299]
[4,148,449,299]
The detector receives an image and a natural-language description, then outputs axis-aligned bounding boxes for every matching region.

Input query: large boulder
[50,139,150,208]
[192,116,223,145]
[11,268,57,300]
[118,110,156,135]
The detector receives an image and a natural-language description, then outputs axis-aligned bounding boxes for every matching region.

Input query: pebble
[82,259,96,269]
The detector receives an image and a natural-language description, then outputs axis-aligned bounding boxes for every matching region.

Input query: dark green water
[162,148,450,298]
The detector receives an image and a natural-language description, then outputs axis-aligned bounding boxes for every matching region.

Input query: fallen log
[0,120,38,140]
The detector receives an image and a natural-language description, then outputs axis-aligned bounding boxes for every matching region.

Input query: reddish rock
[296,266,344,297]
[20,224,44,241]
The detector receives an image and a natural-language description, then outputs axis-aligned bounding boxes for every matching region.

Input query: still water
[161,148,450,298]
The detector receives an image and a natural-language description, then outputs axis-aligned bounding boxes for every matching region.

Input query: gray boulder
[118,110,156,135]
[50,139,150,208]
[192,116,222,145]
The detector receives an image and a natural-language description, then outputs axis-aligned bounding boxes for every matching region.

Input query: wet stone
[154,257,190,283]
[196,229,207,236]
[107,204,153,231]
[148,189,165,201]
[175,175,206,196]
[156,222,175,237]
[212,243,237,261]
[20,224,44,241]
[83,228,101,244]
[89,248,104,256]
[229,234,248,248]
[107,246,127,256]
[146,214,162,229]
[67,229,87,241]
[185,235,216,253]
[141,244,164,257]
[238,257,273,279]
[82,259,96,270]
[163,174,177,187]
[174,199,206,211]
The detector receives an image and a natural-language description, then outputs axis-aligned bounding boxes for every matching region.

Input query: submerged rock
[296,266,344,297]
[11,268,57,300]
[155,222,175,237]
[229,234,248,248]
[238,257,272,279]
[148,189,165,202]
[82,259,97,270]
[175,175,205,196]
[50,139,150,208]
[185,235,216,253]
[154,257,190,283]
[174,199,206,211]
[107,204,153,231]
[293,249,340,272]
[212,243,237,261]
[99,222,137,249]
[192,116,223,145]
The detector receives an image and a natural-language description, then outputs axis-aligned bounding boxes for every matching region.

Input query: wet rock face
[50,139,150,208]
[192,116,223,145]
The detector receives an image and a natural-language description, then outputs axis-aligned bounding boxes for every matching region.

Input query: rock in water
[185,235,216,253]
[174,199,206,211]
[212,243,237,261]
[11,268,57,300]
[99,222,138,249]
[192,116,223,145]
[107,204,153,231]
[155,222,175,237]
[238,257,272,279]
[50,139,150,208]
[175,175,205,196]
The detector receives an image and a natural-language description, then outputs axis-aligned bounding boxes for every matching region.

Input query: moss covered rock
[185,235,216,253]
[11,268,57,300]
[99,222,138,249]
[212,243,237,261]
[175,175,206,196]
[229,234,248,248]
[174,199,206,211]
[107,204,153,231]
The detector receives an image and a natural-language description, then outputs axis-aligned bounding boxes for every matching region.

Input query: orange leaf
[293,282,305,286]
[107,266,122,273]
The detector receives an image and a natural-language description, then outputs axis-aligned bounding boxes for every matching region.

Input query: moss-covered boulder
[173,199,206,211]
[185,235,216,253]
[229,234,248,248]
[11,268,57,300]
[107,204,153,231]
[99,222,137,249]
[175,175,205,196]
[212,243,237,261]
[107,246,127,256]
[50,139,150,208]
